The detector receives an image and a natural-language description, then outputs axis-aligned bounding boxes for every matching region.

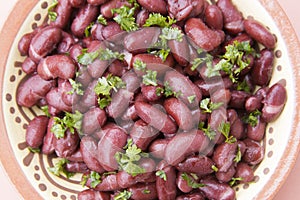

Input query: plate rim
[0,0,300,199]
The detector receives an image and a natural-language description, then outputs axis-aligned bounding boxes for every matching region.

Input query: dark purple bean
[57,32,75,54]
[87,0,108,6]
[42,117,56,155]
[245,96,262,112]
[136,9,150,27]
[67,149,84,162]
[262,83,287,122]
[135,101,177,135]
[18,33,34,56]
[216,164,236,183]
[101,21,126,45]
[26,116,49,148]
[176,155,214,176]
[212,142,238,172]
[138,0,167,14]
[53,129,80,158]
[107,89,134,119]
[176,193,205,200]
[122,71,141,93]
[108,60,127,77]
[156,161,177,200]
[244,18,276,49]
[91,23,105,41]
[65,162,89,173]
[149,138,170,159]
[195,76,233,97]
[141,84,163,102]
[167,0,204,21]
[100,0,119,19]
[199,178,236,200]
[129,182,158,200]
[235,162,254,183]
[22,57,37,74]
[227,109,245,140]
[247,116,266,141]
[69,0,86,8]
[229,90,251,109]
[92,174,122,192]
[205,5,223,30]
[50,0,73,29]
[211,89,231,105]
[243,139,264,165]
[76,67,93,89]
[69,44,83,62]
[176,172,193,193]
[80,80,98,110]
[78,189,110,200]
[121,104,139,121]
[46,87,72,112]
[82,107,107,135]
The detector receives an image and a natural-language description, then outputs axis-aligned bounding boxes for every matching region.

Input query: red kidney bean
[53,129,80,157]
[82,107,107,135]
[164,70,202,108]
[42,117,56,154]
[91,23,105,41]
[80,80,98,110]
[97,125,128,171]
[208,107,227,144]
[165,130,210,166]
[22,57,37,74]
[176,193,205,200]
[38,55,76,80]
[57,32,75,54]
[211,89,231,106]
[149,138,170,159]
[135,101,177,134]
[121,104,138,121]
[132,54,175,77]
[138,0,167,14]
[26,116,49,148]
[17,74,55,107]
[71,4,99,38]
[244,18,276,49]
[69,0,86,8]
[124,27,161,54]
[69,44,83,62]
[235,162,254,183]
[108,60,127,77]
[129,182,158,200]
[251,49,275,86]
[176,172,193,193]
[245,96,262,112]
[164,98,196,131]
[243,139,264,165]
[78,189,110,200]
[122,71,141,93]
[167,0,204,21]
[92,174,122,192]
[46,87,72,112]
[59,79,79,107]
[156,160,177,200]
[67,149,84,162]
[29,26,62,63]
[176,155,214,176]
[195,77,233,97]
[107,89,134,119]
[141,84,163,102]
[229,90,251,109]
[18,32,34,56]
[217,0,244,34]
[50,0,72,29]
[76,67,93,89]
[227,109,245,140]
[87,0,108,6]
[204,5,223,30]
[247,116,266,141]
[80,136,105,173]
[199,178,236,200]
[262,83,287,122]
[65,161,89,173]
[100,0,118,18]
[185,18,225,52]
[136,9,150,27]
[212,142,238,172]
[102,21,126,45]
[216,164,236,183]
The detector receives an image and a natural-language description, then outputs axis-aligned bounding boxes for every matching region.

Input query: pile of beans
[17,0,287,199]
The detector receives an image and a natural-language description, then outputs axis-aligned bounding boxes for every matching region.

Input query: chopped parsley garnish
[48,0,58,22]
[218,122,237,144]
[234,146,242,163]
[212,165,219,172]
[41,105,50,117]
[115,139,149,176]
[229,177,243,186]
[198,122,217,140]
[243,110,262,127]
[114,190,132,200]
[51,111,83,139]
[142,70,158,86]
[28,147,40,153]
[94,74,126,109]
[48,158,75,178]
[200,98,223,113]
[156,170,167,181]
[77,48,124,65]
[181,173,205,188]
[143,13,176,28]
[97,14,107,25]
[188,95,196,104]
[90,171,102,188]
[84,22,94,37]
[68,79,84,95]
[111,1,139,32]
[191,49,213,71]
[80,174,89,187]
[156,81,182,98]
[133,59,147,72]
[142,189,151,194]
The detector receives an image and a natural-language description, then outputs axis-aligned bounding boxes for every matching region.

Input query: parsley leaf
[84,22,94,37]
[133,59,147,72]
[77,48,124,65]
[112,2,139,32]
[114,190,132,200]
[191,52,213,71]
[243,110,262,127]
[234,146,242,163]
[229,177,243,186]
[143,13,176,28]
[97,14,107,25]
[48,0,58,22]
[212,165,219,172]
[198,122,217,140]
[188,95,196,104]
[236,79,251,93]
[80,174,89,187]
[142,70,158,86]
[181,173,205,188]
[156,170,167,181]
[41,106,50,117]
[115,139,149,176]
[200,98,223,113]
[90,171,102,188]
[48,158,75,178]
[218,122,237,144]
[155,81,182,98]
[28,147,40,153]
[68,79,84,95]
[142,189,151,194]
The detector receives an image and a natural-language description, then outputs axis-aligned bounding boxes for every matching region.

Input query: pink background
[0,0,299,199]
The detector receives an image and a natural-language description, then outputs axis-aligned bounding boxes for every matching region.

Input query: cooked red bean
[247,116,266,141]
[50,0,73,29]
[141,84,163,102]
[243,139,264,165]
[100,0,119,18]
[29,26,62,63]
[82,107,107,135]
[245,96,262,112]
[18,32,34,56]
[107,89,134,119]
[138,0,167,14]
[136,9,150,27]
[91,174,122,191]
[235,162,254,183]
[185,18,225,52]
[57,32,75,54]
[26,116,49,148]
[122,71,141,93]
[176,155,215,176]
[176,193,205,200]
[69,0,86,8]
[167,0,204,21]
[244,18,276,49]
[78,189,110,200]
[216,164,236,183]
[227,109,245,140]
[262,83,287,122]
[212,142,238,172]
[65,162,89,173]
[156,161,177,200]
[67,149,84,162]
[204,5,224,30]
[199,178,236,200]
[149,138,170,159]
[129,182,158,200]
[46,87,72,112]
[87,0,108,6]
[168,29,190,66]
[42,117,56,154]
[53,129,80,158]
[176,172,193,193]
[229,90,251,109]
[195,76,233,97]
[22,57,37,74]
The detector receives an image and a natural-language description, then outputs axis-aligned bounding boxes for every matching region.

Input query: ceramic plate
[1,0,300,199]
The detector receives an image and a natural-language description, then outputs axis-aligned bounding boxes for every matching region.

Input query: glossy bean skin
[204,5,224,30]
[107,89,134,119]
[97,125,128,171]
[22,57,37,74]
[262,83,287,122]
[37,55,76,80]
[176,155,214,176]
[165,130,209,166]
[216,164,236,183]
[29,26,62,63]
[57,32,75,54]
[67,149,84,162]
[17,74,55,107]
[69,0,86,8]
[129,182,158,200]
[167,0,204,21]
[141,85,163,102]
[79,80,98,111]
[91,174,122,191]
[176,172,193,193]
[53,129,80,158]
[80,136,105,173]
[135,101,177,134]
[229,90,251,109]
[156,161,177,200]
[235,162,254,183]
[185,18,225,52]
[82,107,107,135]
[136,9,150,27]
[42,117,56,154]
[199,178,236,200]
[130,120,160,151]
[164,98,196,131]
[168,29,190,66]
[217,0,244,34]
[108,60,127,77]
[46,87,72,112]
[78,189,110,200]
[164,70,202,108]
[227,109,245,140]
[243,139,264,165]
[65,162,89,173]
[212,142,238,172]
[138,0,167,14]
[247,116,266,141]
[50,0,73,29]
[245,96,262,112]
[91,23,105,41]
[244,18,276,49]
[26,116,49,148]
[18,33,34,56]
[87,0,108,6]
[251,49,274,86]
[149,138,170,159]
[71,4,99,38]
[124,27,161,54]
[195,77,233,97]
[176,193,205,200]
[122,71,141,93]
[100,0,120,19]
